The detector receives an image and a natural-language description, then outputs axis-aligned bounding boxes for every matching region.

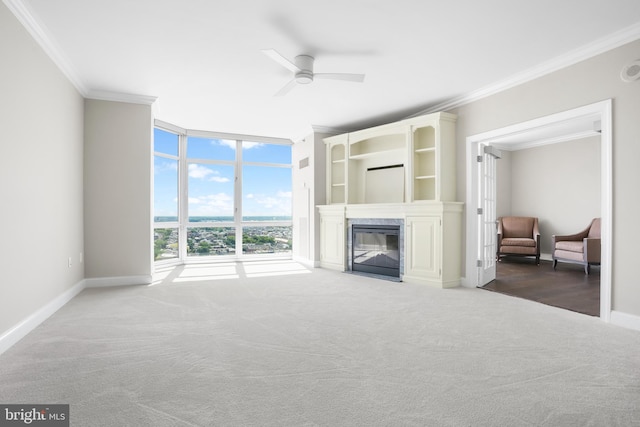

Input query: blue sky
[154,129,292,219]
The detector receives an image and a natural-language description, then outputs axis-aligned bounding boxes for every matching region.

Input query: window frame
[153,120,293,265]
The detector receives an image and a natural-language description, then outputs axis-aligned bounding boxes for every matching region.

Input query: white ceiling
[11,0,640,141]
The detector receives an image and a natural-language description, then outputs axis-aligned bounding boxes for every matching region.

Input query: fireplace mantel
[318,202,463,288]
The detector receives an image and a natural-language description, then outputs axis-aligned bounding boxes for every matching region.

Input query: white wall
[0,3,84,335]
[292,132,327,265]
[498,137,601,255]
[453,38,640,317]
[496,150,512,216]
[84,100,153,283]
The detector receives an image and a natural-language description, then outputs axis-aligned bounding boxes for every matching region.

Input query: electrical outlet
[68,257,72,268]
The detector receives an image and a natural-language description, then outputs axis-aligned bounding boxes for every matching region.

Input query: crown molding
[5,0,158,106]
[3,0,88,96]
[86,90,158,106]
[7,0,640,121]
[411,21,640,116]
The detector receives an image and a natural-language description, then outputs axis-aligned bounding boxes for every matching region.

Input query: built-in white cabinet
[319,112,463,288]
[403,203,463,288]
[324,112,457,204]
[405,216,441,280]
[318,205,347,271]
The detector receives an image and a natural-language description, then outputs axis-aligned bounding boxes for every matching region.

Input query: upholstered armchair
[497,216,541,264]
[552,218,601,274]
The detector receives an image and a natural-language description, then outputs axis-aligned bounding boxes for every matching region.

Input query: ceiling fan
[262,49,365,96]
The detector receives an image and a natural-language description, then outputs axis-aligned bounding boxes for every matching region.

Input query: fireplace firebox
[351,225,401,278]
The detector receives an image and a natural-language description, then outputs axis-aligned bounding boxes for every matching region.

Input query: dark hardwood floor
[481,257,600,316]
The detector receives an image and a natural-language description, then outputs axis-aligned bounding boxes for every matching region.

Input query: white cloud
[188,164,213,179]
[154,159,178,174]
[212,139,263,150]
[242,141,264,149]
[209,176,230,183]
[188,193,234,216]
[259,197,278,208]
[215,139,236,150]
[243,190,292,216]
[189,164,231,182]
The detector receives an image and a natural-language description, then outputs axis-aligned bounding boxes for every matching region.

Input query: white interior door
[477,144,500,286]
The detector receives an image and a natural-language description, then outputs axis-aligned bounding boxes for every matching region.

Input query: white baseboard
[0,279,86,356]
[84,275,152,288]
[610,310,640,332]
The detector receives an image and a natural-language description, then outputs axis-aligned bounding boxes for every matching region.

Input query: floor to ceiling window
[153,122,292,264]
[153,128,180,261]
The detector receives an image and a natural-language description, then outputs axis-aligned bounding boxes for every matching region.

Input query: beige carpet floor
[1,260,639,426]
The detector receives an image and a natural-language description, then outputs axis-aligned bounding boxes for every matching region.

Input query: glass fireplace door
[352,225,400,277]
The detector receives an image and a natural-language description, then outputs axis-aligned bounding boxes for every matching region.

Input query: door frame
[462,100,612,322]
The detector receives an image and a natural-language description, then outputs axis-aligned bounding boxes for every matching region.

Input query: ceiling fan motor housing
[295,55,314,84]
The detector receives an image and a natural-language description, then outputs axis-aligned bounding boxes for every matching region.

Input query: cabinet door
[320,215,346,270]
[406,216,441,279]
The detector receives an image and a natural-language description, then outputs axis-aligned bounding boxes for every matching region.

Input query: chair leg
[553,259,557,269]
[585,264,590,275]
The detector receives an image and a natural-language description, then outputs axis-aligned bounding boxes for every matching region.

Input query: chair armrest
[584,237,601,263]
[533,219,541,253]
[555,222,592,242]
[554,231,589,242]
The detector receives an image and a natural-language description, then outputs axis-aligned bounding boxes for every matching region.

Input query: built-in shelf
[349,148,404,160]
[324,111,456,204]
[415,147,436,153]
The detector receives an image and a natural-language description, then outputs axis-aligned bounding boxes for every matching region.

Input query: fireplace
[351,224,401,278]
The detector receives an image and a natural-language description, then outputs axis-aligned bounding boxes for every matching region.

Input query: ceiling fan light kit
[262,49,365,95]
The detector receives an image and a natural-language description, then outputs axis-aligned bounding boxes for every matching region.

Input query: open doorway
[464,100,612,321]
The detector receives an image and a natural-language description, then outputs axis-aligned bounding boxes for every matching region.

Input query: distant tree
[154,238,166,260]
[243,234,275,245]
[197,240,211,254]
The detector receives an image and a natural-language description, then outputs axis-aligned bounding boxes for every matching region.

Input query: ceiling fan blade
[314,73,365,82]
[262,49,299,72]
[274,79,297,97]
